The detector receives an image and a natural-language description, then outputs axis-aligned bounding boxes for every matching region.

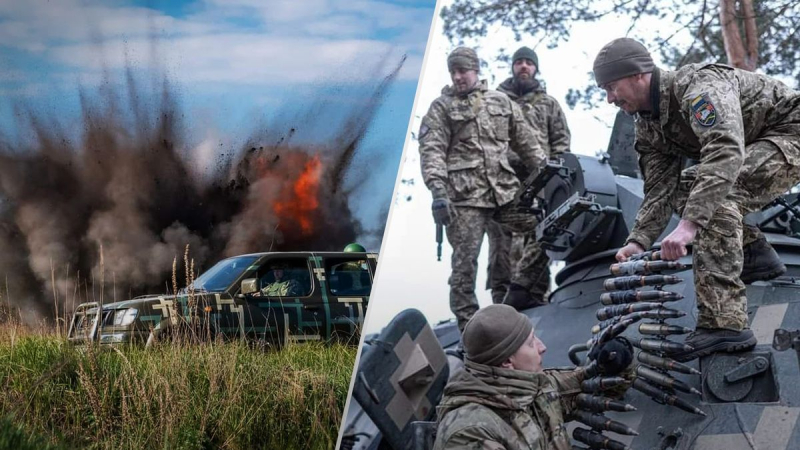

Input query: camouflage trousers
[485,222,550,304]
[672,140,800,330]
[446,204,538,331]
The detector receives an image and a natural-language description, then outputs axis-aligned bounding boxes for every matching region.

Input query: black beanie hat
[512,46,539,69]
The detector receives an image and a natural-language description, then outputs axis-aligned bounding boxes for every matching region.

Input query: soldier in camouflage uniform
[593,38,800,361]
[487,46,572,307]
[260,264,303,297]
[433,304,631,449]
[419,47,547,331]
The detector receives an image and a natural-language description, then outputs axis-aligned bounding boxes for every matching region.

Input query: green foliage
[0,334,355,449]
[441,0,800,108]
[0,416,66,450]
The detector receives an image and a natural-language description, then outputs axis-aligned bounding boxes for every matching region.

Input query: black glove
[431,198,453,226]
[588,337,633,376]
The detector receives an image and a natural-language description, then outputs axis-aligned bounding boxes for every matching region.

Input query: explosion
[273,155,322,236]
[0,60,403,323]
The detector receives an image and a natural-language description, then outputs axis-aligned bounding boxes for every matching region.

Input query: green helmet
[344,243,366,253]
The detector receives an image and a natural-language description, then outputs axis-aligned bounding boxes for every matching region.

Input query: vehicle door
[319,253,375,342]
[241,255,322,344]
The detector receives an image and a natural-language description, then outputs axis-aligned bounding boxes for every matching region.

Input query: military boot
[741,238,786,283]
[502,283,547,311]
[672,328,757,362]
[490,287,508,305]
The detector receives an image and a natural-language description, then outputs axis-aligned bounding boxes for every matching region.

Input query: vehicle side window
[326,258,372,296]
[257,258,312,297]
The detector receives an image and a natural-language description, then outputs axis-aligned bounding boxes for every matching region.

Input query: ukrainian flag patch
[691,93,716,127]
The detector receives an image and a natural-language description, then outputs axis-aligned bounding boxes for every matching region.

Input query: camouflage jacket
[628,64,800,249]
[260,279,302,297]
[433,360,586,450]
[498,78,571,159]
[419,80,546,208]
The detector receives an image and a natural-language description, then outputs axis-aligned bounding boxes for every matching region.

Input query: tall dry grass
[0,322,355,449]
[0,246,356,450]
[0,249,357,449]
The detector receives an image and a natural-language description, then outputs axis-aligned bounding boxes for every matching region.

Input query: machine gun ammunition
[609,260,685,276]
[632,338,692,354]
[582,377,627,393]
[596,302,661,321]
[636,366,703,396]
[573,428,630,450]
[576,393,637,412]
[632,379,706,416]
[637,352,701,375]
[574,411,639,436]
[638,323,693,336]
[591,318,637,347]
[600,290,684,305]
[603,275,681,291]
[592,316,623,335]
[592,313,642,334]
[637,308,686,320]
[583,360,599,378]
[629,250,662,261]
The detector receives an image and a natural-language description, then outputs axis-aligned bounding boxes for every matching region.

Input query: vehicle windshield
[191,255,260,292]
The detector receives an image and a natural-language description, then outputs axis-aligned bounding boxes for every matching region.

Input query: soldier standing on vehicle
[433,304,632,449]
[487,46,572,307]
[593,37,800,361]
[418,47,547,331]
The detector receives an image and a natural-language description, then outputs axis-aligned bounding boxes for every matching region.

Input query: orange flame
[273,155,322,235]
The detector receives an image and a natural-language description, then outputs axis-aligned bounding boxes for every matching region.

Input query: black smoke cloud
[0,59,403,322]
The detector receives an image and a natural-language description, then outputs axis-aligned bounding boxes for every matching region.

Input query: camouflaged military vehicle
[68,250,376,346]
[341,112,800,450]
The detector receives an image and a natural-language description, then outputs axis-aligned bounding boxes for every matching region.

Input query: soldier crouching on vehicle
[418,47,547,332]
[593,37,800,361]
[487,46,572,308]
[433,304,632,449]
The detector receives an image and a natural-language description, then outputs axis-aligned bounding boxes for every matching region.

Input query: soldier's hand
[432,198,453,226]
[616,242,644,262]
[661,219,698,261]
[590,337,634,376]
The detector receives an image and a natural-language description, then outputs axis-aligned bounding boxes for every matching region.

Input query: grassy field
[0,322,356,449]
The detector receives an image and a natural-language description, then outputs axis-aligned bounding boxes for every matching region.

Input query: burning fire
[273,155,322,236]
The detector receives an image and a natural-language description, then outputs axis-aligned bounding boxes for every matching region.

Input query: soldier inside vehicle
[258,260,311,297]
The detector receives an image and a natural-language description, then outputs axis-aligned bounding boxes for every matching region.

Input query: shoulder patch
[690,93,717,127]
[418,124,430,139]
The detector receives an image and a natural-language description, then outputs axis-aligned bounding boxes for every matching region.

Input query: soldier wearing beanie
[594,37,800,361]
[487,46,572,311]
[418,48,548,332]
[433,305,631,449]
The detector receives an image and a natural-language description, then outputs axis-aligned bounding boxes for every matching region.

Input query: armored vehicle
[68,250,376,347]
[341,112,800,450]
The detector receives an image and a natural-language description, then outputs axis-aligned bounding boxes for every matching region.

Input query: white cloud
[47,34,418,84]
[1,0,432,90]
[0,0,215,52]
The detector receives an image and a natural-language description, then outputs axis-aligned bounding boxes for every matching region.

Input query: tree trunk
[719,0,759,70]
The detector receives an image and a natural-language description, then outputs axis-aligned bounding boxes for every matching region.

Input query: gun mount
[533,152,625,262]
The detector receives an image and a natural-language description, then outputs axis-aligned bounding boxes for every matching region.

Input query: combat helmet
[344,243,367,253]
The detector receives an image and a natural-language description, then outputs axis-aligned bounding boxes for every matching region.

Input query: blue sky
[0,0,436,242]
